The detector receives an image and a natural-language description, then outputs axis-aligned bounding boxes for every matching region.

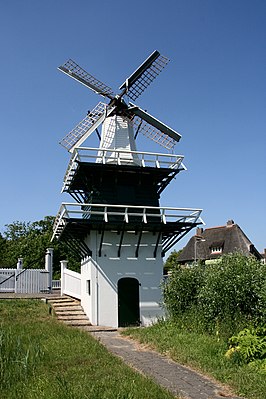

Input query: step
[47,295,79,302]
[46,296,69,301]
[57,315,89,321]
[53,306,83,312]
[80,325,117,332]
[48,298,78,304]
[55,310,85,316]
[63,319,92,326]
[52,302,80,308]
[48,295,92,327]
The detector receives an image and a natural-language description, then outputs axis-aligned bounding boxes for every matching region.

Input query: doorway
[118,277,140,327]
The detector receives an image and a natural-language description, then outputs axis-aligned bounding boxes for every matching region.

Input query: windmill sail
[119,51,169,100]
[59,102,107,151]
[132,116,176,150]
[59,50,180,152]
[129,103,181,143]
[58,59,115,99]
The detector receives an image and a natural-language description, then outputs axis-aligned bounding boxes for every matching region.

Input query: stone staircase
[47,295,92,327]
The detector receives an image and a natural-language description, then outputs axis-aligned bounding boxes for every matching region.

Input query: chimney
[196,227,204,236]
[227,219,234,227]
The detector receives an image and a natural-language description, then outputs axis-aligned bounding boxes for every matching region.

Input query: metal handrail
[62,147,186,191]
[52,202,203,240]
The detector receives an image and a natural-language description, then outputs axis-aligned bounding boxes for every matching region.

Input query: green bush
[162,264,204,318]
[162,253,266,334]
[198,253,266,324]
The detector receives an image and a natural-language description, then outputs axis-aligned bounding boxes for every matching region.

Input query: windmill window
[86,280,91,295]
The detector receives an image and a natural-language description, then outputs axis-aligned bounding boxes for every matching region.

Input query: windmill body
[98,115,139,165]
[53,51,203,327]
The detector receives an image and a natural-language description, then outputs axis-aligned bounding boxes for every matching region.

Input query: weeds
[226,326,266,364]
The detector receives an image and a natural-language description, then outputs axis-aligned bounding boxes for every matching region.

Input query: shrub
[162,253,266,335]
[198,253,266,324]
[162,264,204,318]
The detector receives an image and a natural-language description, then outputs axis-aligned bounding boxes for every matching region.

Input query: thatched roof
[178,220,261,262]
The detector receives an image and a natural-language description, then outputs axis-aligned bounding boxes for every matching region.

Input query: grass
[0,300,176,399]
[123,320,266,399]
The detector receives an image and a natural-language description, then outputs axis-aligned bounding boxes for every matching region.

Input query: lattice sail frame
[123,54,169,101]
[58,59,115,99]
[59,102,106,151]
[132,116,176,150]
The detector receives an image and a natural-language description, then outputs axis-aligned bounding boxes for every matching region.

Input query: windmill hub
[109,96,129,115]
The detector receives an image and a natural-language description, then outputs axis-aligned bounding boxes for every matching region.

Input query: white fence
[0,248,53,294]
[60,261,81,299]
[0,269,16,292]
[0,269,49,293]
[52,280,61,289]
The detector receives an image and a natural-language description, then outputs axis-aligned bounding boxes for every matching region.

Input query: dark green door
[118,277,140,327]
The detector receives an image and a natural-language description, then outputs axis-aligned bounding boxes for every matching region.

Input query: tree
[3,221,31,241]
[163,249,183,274]
[0,216,80,276]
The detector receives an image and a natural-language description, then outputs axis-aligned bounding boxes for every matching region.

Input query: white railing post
[124,207,129,223]
[60,260,68,296]
[45,248,53,293]
[142,208,147,224]
[17,257,23,270]
[104,206,108,222]
[161,209,167,224]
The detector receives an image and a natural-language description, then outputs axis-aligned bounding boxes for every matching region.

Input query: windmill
[58,50,181,155]
[53,50,203,328]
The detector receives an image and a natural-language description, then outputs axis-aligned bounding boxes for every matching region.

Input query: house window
[211,247,223,254]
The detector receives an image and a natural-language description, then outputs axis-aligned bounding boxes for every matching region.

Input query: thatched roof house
[177,220,262,265]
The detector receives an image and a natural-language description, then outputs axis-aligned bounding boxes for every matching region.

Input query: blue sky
[0,0,265,253]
